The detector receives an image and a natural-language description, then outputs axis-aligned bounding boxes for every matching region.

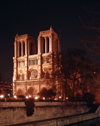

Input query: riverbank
[5,113,99,126]
[0,101,99,126]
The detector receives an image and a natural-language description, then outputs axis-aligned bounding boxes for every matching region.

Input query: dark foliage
[38,87,56,99]
[61,48,96,101]
[83,93,95,107]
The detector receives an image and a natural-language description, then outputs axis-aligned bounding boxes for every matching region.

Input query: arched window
[19,42,21,57]
[17,88,23,95]
[23,42,25,56]
[47,38,49,52]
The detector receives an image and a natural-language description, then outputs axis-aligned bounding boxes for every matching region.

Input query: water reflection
[65,118,100,126]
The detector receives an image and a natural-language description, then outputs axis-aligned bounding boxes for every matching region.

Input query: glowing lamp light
[43,97,45,100]
[29,95,31,98]
[0,95,4,98]
[8,94,10,97]
[66,97,68,100]
[26,96,28,99]
[59,96,61,99]
[1,95,4,98]
[35,96,38,100]
[14,95,17,98]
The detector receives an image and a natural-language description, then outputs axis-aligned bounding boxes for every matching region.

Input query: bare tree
[62,48,96,100]
[80,0,100,58]
[80,1,100,102]
[41,49,96,101]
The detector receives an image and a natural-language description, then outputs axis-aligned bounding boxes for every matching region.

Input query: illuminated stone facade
[13,26,61,96]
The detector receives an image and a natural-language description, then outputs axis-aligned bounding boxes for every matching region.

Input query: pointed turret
[16,33,18,37]
[50,25,53,33]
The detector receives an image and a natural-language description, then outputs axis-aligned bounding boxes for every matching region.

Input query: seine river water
[66,118,100,126]
[20,118,100,126]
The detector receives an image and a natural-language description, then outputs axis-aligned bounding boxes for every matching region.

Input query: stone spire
[50,25,53,33]
[16,33,18,37]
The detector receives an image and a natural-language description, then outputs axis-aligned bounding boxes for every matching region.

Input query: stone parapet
[0,101,87,107]
[0,101,90,125]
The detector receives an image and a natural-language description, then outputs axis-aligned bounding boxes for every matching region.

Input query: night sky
[0,0,93,82]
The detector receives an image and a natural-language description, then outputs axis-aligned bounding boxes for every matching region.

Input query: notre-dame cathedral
[13,26,61,97]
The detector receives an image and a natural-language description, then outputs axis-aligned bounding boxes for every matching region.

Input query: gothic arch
[17,88,24,95]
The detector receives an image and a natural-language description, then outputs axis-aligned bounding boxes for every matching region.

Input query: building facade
[13,26,61,97]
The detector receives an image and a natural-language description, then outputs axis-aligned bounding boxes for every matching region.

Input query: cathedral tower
[13,27,61,97]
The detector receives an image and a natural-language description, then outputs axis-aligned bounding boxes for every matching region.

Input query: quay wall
[0,101,98,126]
[12,113,98,126]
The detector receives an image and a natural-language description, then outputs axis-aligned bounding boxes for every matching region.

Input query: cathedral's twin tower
[13,26,61,96]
